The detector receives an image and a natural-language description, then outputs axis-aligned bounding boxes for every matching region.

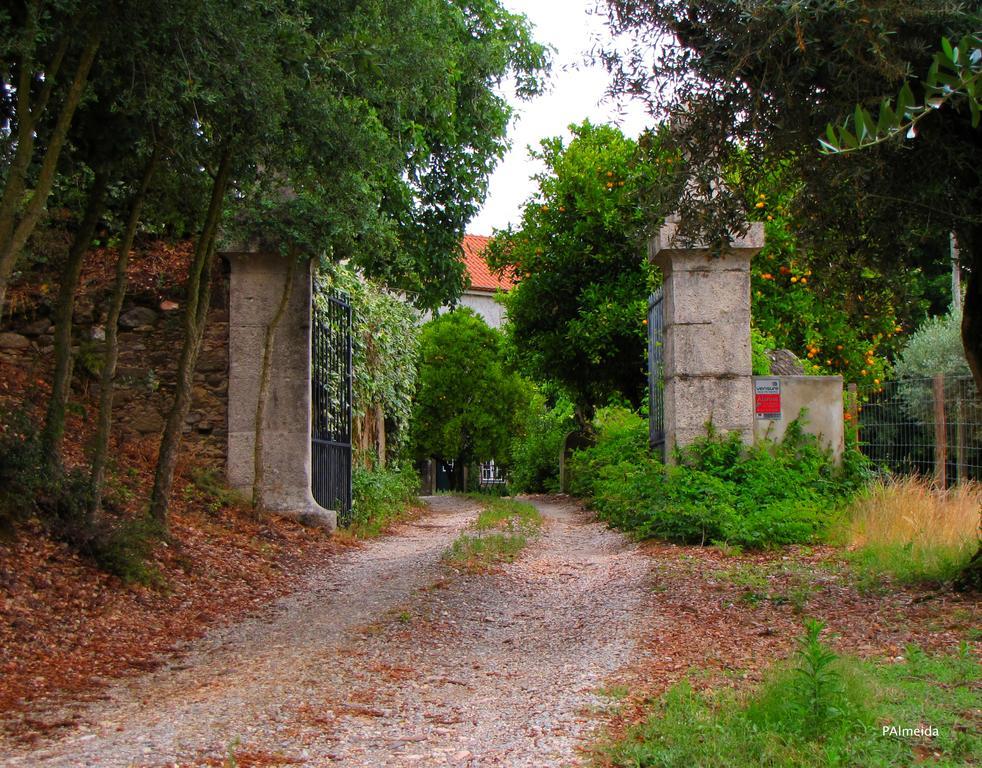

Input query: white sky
[468,0,651,235]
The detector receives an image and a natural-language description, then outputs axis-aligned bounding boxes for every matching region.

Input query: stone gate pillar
[649,218,765,461]
[224,251,336,529]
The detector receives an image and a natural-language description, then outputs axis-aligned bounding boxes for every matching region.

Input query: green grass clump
[474,497,542,531]
[349,461,420,537]
[444,496,542,572]
[599,622,980,768]
[569,408,867,548]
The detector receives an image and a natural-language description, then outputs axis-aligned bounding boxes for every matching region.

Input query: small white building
[454,234,512,329]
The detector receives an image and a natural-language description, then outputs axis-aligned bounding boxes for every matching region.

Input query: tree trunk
[961,224,982,391]
[41,168,110,467]
[89,148,158,521]
[0,31,102,313]
[252,252,297,511]
[0,6,43,290]
[149,150,233,526]
[956,223,982,590]
[376,405,386,468]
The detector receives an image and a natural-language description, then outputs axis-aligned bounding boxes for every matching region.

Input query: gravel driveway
[1,495,651,767]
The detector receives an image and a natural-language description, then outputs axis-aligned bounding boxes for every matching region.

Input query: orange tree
[601,0,981,389]
[485,121,668,419]
[745,179,949,395]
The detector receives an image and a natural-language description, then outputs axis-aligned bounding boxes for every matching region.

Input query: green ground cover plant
[444,496,542,572]
[569,408,866,548]
[349,461,420,538]
[599,622,980,768]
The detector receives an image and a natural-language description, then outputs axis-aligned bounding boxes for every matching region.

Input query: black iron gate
[312,290,353,525]
[648,288,665,456]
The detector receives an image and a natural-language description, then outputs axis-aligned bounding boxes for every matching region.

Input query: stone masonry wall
[0,262,230,466]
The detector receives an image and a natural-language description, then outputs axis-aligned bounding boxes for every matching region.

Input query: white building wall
[458,290,506,329]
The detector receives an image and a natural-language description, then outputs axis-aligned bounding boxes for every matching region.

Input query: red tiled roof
[462,234,515,293]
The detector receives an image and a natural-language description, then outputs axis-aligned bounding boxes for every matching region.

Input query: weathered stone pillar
[225,251,335,529]
[649,218,765,460]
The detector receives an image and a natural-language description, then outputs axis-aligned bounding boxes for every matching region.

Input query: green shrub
[571,415,864,548]
[84,515,165,586]
[566,406,649,499]
[350,460,420,537]
[894,308,970,379]
[0,406,47,532]
[509,395,574,493]
[751,326,774,375]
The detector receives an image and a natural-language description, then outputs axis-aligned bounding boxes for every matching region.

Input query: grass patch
[181,467,246,516]
[836,477,980,586]
[444,496,542,572]
[598,621,980,768]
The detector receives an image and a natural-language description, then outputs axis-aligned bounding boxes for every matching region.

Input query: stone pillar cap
[649,216,765,266]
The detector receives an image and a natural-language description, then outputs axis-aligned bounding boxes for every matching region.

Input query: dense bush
[0,407,48,532]
[566,407,649,499]
[509,395,575,493]
[569,410,866,548]
[350,461,420,537]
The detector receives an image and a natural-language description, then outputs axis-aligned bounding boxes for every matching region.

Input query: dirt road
[1,495,651,767]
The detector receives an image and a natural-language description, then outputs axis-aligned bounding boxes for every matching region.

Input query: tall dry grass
[841,476,981,584]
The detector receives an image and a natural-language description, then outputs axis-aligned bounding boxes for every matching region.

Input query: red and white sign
[755,378,782,420]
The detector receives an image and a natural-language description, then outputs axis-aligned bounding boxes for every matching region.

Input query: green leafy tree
[486,121,666,418]
[1,0,549,527]
[0,0,105,311]
[149,0,550,522]
[822,31,982,152]
[601,1,982,389]
[412,308,532,485]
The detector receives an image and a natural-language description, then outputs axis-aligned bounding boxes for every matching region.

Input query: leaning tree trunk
[89,148,158,521]
[961,224,982,389]
[41,168,110,467]
[0,31,101,314]
[252,252,297,512]
[955,223,982,592]
[149,150,233,526]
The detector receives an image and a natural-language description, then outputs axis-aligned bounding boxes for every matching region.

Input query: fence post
[956,392,967,485]
[933,374,947,488]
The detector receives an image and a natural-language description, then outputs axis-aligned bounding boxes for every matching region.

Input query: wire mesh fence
[856,375,982,486]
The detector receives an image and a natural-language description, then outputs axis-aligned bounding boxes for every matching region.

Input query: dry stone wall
[0,264,231,465]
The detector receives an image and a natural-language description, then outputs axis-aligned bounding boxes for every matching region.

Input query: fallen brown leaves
[0,364,345,748]
[8,240,195,312]
[0,503,342,745]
